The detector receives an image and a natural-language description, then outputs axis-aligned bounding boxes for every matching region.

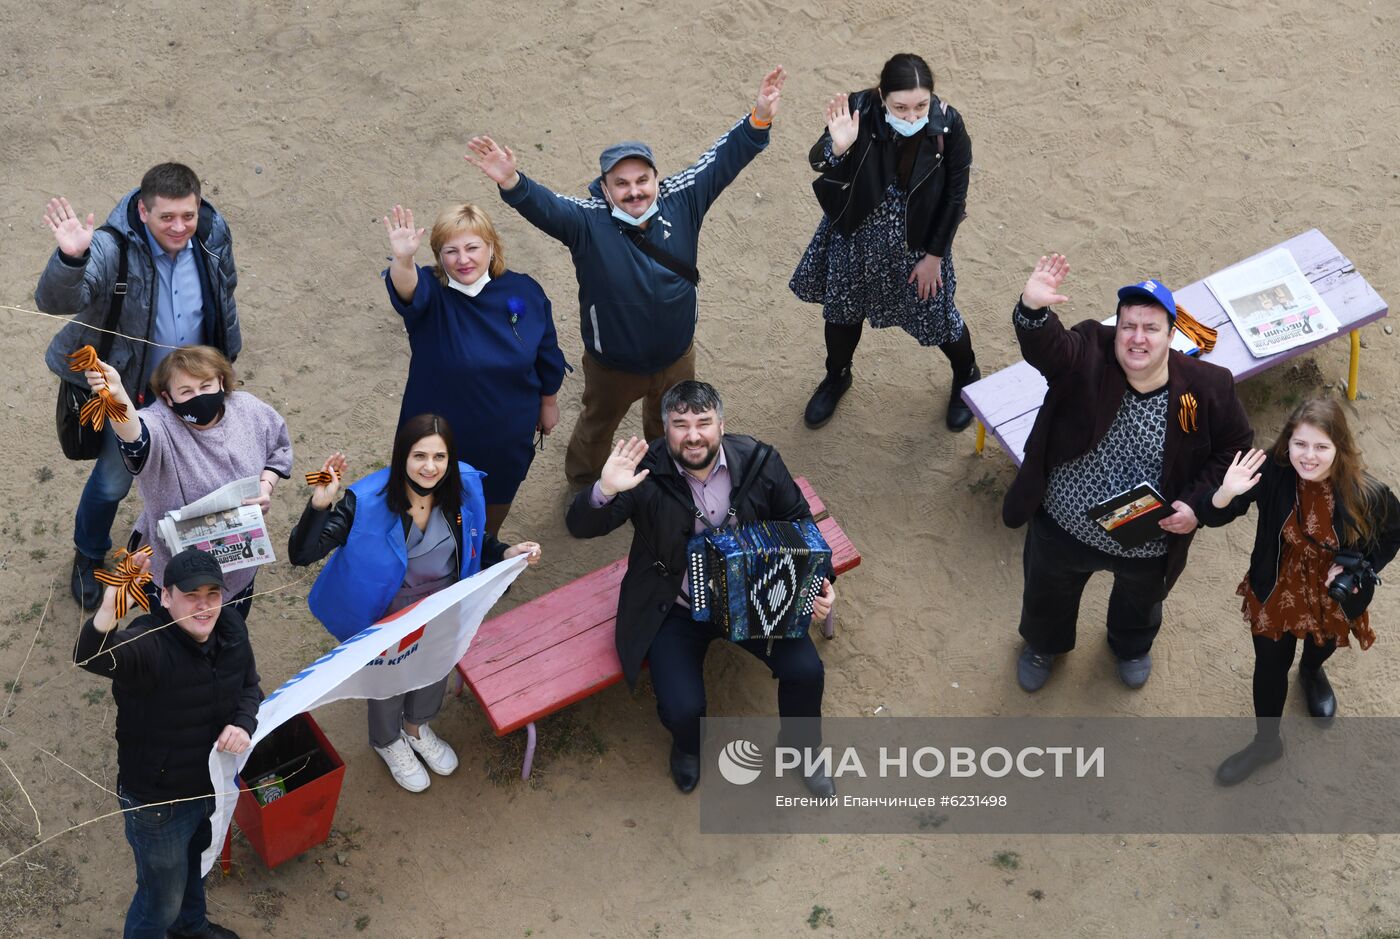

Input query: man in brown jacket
[1003,254,1253,692]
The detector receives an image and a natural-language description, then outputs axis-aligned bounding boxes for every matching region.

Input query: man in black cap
[464,66,786,489]
[75,547,261,939]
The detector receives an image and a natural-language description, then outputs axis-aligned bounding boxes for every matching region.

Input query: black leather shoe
[802,769,836,798]
[945,362,981,432]
[1215,735,1284,787]
[168,922,241,939]
[669,744,700,794]
[804,368,852,429]
[1299,666,1337,723]
[71,550,103,609]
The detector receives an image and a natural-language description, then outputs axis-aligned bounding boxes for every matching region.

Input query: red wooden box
[233,712,345,869]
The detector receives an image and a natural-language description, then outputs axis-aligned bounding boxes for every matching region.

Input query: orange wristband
[749,107,772,129]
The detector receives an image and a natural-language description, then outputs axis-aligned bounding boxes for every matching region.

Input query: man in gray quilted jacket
[38,162,242,609]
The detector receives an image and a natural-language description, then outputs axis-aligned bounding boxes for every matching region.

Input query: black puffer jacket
[565,434,812,688]
[1198,457,1400,620]
[75,606,261,802]
[807,90,971,256]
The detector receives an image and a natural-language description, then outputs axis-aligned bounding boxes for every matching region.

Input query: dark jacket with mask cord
[498,115,769,374]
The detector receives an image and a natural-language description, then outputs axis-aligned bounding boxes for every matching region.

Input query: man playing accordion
[566,380,836,796]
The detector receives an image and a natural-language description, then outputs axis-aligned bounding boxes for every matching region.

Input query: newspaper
[1205,248,1339,358]
[156,476,276,574]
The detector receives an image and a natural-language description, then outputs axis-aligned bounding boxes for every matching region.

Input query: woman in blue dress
[384,203,568,533]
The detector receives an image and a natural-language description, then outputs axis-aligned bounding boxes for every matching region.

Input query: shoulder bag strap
[94,225,129,360]
[725,444,771,521]
[619,225,701,286]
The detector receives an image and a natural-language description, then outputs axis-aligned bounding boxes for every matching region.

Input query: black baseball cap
[164,548,226,592]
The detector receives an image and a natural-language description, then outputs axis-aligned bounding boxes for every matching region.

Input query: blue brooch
[507,296,524,342]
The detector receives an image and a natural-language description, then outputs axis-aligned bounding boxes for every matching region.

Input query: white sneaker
[406,723,459,776]
[374,736,430,792]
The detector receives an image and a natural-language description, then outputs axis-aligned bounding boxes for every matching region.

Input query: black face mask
[406,476,444,498]
[169,389,225,426]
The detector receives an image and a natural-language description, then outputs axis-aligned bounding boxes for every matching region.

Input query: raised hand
[1022,253,1071,310]
[825,93,860,156]
[84,358,131,409]
[598,436,650,497]
[310,452,348,510]
[383,205,424,261]
[754,65,787,123]
[464,136,520,189]
[94,550,151,633]
[44,196,95,258]
[1218,448,1268,501]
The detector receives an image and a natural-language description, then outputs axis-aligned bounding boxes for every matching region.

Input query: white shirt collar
[446,270,492,297]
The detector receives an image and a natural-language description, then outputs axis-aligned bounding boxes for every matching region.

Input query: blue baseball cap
[599,141,656,175]
[1117,278,1176,323]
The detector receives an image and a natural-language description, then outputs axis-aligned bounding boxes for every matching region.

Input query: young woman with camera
[1201,397,1400,785]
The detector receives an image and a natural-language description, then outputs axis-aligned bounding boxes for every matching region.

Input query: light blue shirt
[143,226,204,380]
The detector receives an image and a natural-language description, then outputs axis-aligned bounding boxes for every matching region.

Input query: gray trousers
[367,675,451,748]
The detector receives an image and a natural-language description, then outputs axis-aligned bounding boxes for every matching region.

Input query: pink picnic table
[961,229,1389,465]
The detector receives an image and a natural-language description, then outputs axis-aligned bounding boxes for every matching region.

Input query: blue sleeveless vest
[307,463,487,640]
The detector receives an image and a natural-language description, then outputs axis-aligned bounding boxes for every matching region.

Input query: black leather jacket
[808,90,971,256]
[565,434,812,688]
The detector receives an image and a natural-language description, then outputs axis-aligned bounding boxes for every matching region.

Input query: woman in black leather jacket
[790,52,978,431]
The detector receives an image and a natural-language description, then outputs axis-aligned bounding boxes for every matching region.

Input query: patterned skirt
[789,182,964,347]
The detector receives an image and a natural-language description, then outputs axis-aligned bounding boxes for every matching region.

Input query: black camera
[1329,550,1380,605]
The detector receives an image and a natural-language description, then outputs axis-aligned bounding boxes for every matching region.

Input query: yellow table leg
[1348,331,1360,401]
[975,421,986,454]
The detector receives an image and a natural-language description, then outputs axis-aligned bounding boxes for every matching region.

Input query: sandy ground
[2,0,1400,936]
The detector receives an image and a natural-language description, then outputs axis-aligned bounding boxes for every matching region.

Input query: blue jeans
[74,425,135,559]
[118,787,214,939]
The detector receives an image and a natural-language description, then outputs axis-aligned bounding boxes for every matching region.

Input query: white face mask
[610,200,659,227]
[885,112,930,137]
[446,269,492,297]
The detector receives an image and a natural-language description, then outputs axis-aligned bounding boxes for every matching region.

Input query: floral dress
[1238,478,1375,649]
[790,167,964,347]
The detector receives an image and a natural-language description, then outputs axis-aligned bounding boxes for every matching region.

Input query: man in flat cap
[465,66,786,488]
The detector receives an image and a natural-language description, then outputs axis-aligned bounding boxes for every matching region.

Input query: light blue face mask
[610,200,659,227]
[885,112,930,137]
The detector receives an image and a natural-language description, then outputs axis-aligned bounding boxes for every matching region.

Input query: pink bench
[961,229,1389,465]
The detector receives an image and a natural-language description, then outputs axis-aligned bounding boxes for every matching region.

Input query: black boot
[804,367,852,429]
[945,361,980,431]
[1299,666,1337,723]
[1215,734,1284,787]
[669,743,700,794]
[71,550,103,609]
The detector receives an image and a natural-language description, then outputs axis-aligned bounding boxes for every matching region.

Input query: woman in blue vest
[288,413,541,793]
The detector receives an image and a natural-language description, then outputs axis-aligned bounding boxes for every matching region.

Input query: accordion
[687,519,833,642]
